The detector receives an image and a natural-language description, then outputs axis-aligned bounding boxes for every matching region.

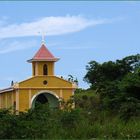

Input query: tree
[119,72,140,100]
[84,54,140,90]
[84,54,140,118]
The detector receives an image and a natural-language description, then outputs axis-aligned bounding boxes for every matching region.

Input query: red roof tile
[28,44,59,62]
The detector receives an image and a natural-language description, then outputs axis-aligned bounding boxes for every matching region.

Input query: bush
[0,105,140,139]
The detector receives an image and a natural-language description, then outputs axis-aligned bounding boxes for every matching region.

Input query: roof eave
[0,87,14,94]
[27,58,60,63]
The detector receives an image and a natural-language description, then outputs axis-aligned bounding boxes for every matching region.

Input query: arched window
[43,64,48,75]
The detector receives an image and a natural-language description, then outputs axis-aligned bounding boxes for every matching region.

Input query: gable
[19,76,73,88]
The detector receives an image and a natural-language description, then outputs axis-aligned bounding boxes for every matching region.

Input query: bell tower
[27,43,59,76]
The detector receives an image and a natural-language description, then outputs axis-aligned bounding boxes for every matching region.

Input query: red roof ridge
[33,44,54,59]
[28,43,59,62]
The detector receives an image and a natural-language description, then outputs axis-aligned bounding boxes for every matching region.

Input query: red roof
[28,44,59,62]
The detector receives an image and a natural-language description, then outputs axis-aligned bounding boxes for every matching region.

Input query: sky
[0,1,140,89]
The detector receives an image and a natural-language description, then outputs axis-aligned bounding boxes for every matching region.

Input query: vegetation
[0,103,139,139]
[0,54,139,139]
[84,54,140,120]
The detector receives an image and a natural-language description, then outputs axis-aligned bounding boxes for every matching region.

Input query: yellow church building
[0,41,77,112]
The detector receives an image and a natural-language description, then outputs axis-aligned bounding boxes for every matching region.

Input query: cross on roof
[38,31,46,44]
[41,32,46,44]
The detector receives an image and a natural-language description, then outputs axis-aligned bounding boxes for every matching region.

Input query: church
[0,40,77,112]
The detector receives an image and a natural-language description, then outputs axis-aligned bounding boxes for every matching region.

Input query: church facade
[0,42,77,112]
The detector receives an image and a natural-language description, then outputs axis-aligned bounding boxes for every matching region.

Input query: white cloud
[0,40,37,54]
[0,15,122,39]
[54,46,94,50]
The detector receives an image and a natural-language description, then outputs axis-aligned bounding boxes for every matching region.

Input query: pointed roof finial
[38,31,46,45]
[42,32,46,44]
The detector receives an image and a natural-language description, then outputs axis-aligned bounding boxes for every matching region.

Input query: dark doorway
[35,94,48,107]
[32,92,59,109]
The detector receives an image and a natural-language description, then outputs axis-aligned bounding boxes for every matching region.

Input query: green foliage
[84,54,140,89]
[0,105,140,139]
[119,72,140,100]
[60,109,81,129]
[119,98,140,120]
[84,54,140,120]
[74,89,100,111]
[67,75,78,85]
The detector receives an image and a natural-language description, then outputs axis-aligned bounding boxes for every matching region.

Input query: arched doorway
[31,91,59,109]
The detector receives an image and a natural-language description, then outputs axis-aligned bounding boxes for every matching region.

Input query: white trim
[60,89,63,98]
[16,90,19,111]
[29,89,32,108]
[0,88,13,94]
[27,58,59,63]
[31,90,59,107]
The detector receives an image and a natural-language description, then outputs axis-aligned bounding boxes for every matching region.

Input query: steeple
[28,43,59,76]
[28,44,59,62]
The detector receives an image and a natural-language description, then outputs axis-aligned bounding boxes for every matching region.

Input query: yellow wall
[30,89,61,97]
[18,88,73,112]
[32,61,54,76]
[19,76,72,88]
[0,91,15,110]
[0,87,74,112]
[7,93,12,108]
[62,89,73,101]
[19,89,29,112]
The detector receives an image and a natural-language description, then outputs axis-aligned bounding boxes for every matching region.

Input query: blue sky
[0,1,140,89]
